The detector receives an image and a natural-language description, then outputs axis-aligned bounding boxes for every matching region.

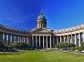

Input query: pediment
[31,28,53,33]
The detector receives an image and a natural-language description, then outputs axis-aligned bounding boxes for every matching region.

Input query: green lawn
[0,50,84,62]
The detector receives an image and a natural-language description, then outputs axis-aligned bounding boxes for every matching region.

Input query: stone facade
[0,11,83,48]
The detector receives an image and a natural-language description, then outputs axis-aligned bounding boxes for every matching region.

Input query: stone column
[41,24,43,27]
[18,36,20,42]
[75,34,77,47]
[10,35,12,43]
[83,33,84,43]
[50,36,51,48]
[46,36,48,48]
[8,34,11,45]
[6,34,8,46]
[23,37,25,43]
[3,33,5,44]
[67,35,69,42]
[24,37,26,43]
[21,36,23,42]
[43,36,44,48]
[39,24,40,28]
[19,36,20,42]
[20,36,21,42]
[38,24,39,28]
[4,34,7,45]
[79,33,81,47]
[19,36,21,42]
[7,34,9,46]
[71,34,73,43]
[32,36,34,48]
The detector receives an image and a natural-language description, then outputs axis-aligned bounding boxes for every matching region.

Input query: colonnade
[31,33,84,48]
[37,23,46,28]
[0,31,83,48]
[32,35,52,48]
[0,33,29,46]
[56,33,84,47]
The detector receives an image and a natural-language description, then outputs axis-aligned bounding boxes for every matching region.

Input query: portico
[31,28,54,48]
[32,34,52,48]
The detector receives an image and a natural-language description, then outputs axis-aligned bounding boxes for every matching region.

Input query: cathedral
[31,11,54,48]
[0,11,83,48]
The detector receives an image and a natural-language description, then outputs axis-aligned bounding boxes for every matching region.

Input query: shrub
[55,42,75,49]
[72,47,82,51]
[0,42,6,49]
[81,42,84,50]
[72,42,84,51]
[10,42,30,50]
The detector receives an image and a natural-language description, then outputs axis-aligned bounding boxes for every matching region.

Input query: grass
[0,50,84,62]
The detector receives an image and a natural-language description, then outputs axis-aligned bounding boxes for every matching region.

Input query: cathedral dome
[37,10,46,21]
[37,15,46,21]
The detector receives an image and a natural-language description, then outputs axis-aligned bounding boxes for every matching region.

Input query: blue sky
[0,0,84,30]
